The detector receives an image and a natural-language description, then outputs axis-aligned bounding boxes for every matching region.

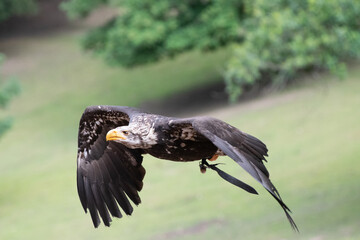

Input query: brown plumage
[76,105,298,231]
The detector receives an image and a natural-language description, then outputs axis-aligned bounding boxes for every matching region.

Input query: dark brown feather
[76,106,297,231]
[168,117,298,231]
[77,106,146,227]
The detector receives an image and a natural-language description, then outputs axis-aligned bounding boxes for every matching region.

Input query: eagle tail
[267,190,299,232]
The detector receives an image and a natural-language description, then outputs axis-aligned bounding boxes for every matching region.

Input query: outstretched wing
[170,117,298,231]
[77,106,146,227]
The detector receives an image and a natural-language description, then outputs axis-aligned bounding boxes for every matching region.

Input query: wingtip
[265,189,299,232]
[285,210,300,233]
[92,219,101,228]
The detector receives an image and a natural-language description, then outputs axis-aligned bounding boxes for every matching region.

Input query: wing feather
[192,118,298,231]
[83,177,100,227]
[109,183,134,215]
[170,117,298,231]
[77,106,146,227]
[77,166,87,212]
[99,184,122,218]
[96,158,122,218]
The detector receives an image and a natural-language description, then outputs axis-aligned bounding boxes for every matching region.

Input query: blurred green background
[0,0,359,239]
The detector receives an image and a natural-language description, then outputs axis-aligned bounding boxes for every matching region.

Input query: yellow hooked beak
[106,129,126,141]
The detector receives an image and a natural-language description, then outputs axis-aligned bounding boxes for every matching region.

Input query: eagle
[77,105,298,231]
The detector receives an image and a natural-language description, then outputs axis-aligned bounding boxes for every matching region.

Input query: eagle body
[76,105,298,231]
[145,118,218,162]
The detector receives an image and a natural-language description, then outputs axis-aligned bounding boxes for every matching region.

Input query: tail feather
[267,190,299,232]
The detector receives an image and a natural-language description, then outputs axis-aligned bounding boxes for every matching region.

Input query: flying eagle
[77,105,298,231]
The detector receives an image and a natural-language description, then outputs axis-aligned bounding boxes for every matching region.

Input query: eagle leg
[208,154,219,161]
[199,159,208,174]
[199,159,222,174]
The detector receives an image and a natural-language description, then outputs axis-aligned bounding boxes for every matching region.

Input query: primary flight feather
[76,105,298,231]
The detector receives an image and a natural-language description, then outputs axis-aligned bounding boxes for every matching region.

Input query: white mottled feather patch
[143,127,158,146]
[180,127,196,141]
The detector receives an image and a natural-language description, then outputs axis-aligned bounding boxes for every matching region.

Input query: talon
[199,159,208,174]
[199,158,224,173]
[209,154,219,161]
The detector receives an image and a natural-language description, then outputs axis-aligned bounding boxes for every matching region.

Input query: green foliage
[0,54,20,138]
[0,116,11,138]
[0,0,37,22]
[62,0,360,101]
[225,0,360,101]
[0,77,20,108]
[61,0,243,66]
[61,0,108,19]
[0,0,25,138]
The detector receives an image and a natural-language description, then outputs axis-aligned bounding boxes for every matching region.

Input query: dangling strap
[200,159,258,195]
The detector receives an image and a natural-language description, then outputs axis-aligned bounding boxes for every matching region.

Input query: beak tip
[106,129,125,141]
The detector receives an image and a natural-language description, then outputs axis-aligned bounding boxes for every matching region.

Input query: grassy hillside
[0,30,360,240]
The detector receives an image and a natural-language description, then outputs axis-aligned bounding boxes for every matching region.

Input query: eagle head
[106,125,157,149]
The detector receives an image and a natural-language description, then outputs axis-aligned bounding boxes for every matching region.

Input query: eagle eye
[122,131,129,135]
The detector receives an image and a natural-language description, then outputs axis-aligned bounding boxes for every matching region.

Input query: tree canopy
[0,0,26,137]
[62,0,360,101]
[225,0,360,101]
[0,0,37,22]
[0,55,20,138]
[62,0,243,67]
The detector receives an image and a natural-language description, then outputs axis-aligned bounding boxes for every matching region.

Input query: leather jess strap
[200,159,258,195]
